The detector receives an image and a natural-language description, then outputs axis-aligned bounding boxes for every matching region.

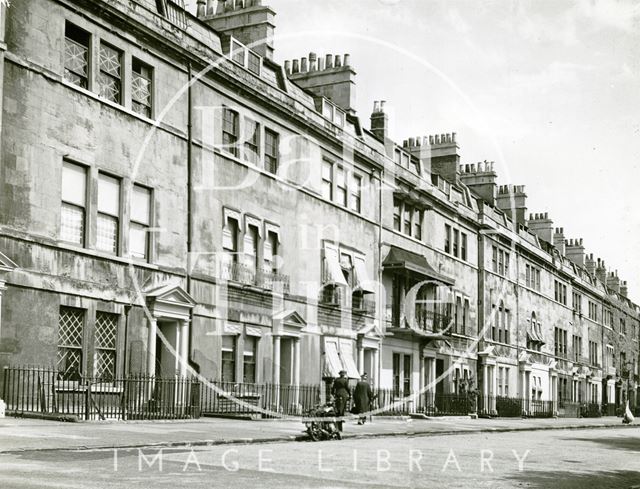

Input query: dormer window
[229,38,262,76]
[320,99,345,127]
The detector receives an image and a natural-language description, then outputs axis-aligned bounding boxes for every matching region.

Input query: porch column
[373,348,380,389]
[0,283,5,340]
[418,355,428,407]
[147,317,158,376]
[358,342,365,374]
[179,321,189,378]
[483,363,489,413]
[490,366,497,413]
[272,335,281,385]
[293,338,301,386]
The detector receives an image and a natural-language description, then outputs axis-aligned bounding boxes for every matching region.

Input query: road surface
[1,427,639,488]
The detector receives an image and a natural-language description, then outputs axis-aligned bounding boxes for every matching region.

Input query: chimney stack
[459,161,497,206]
[496,184,527,226]
[527,212,553,244]
[565,238,586,267]
[585,253,596,277]
[595,258,607,284]
[370,100,388,142]
[426,133,460,185]
[553,227,565,255]
[201,0,277,61]
[286,52,357,114]
[606,271,621,294]
[620,280,628,297]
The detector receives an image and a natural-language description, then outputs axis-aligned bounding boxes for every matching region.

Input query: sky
[187,0,640,303]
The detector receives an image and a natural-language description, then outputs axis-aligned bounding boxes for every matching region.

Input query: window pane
[60,203,84,245]
[247,51,261,75]
[98,174,120,216]
[95,311,118,380]
[265,129,278,173]
[57,306,84,380]
[132,58,152,118]
[231,40,245,65]
[98,43,122,103]
[97,213,118,253]
[129,223,148,259]
[131,185,151,224]
[64,23,89,88]
[244,118,260,164]
[62,162,86,206]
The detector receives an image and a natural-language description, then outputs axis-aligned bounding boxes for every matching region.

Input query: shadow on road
[506,469,640,488]
[563,436,640,453]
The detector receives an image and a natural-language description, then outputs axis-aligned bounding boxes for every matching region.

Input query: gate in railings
[2,366,200,420]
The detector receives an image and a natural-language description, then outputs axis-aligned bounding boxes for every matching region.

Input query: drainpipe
[186,61,200,375]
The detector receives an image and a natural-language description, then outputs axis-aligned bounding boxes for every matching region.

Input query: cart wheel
[308,426,320,441]
[333,431,342,440]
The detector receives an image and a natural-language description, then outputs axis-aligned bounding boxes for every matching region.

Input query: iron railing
[217,259,291,293]
[479,396,554,418]
[371,389,471,416]
[2,366,200,420]
[415,309,450,333]
[200,381,321,417]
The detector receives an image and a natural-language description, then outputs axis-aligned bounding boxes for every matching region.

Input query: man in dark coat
[332,370,350,431]
[353,373,374,425]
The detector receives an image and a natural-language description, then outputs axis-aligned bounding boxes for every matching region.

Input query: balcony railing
[415,308,450,333]
[217,259,290,294]
[352,295,375,314]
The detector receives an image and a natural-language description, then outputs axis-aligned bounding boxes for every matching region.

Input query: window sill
[56,241,160,271]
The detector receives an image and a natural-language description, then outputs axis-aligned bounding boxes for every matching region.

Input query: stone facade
[0,0,638,415]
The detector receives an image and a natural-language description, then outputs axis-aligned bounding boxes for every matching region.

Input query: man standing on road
[353,373,374,425]
[332,370,350,431]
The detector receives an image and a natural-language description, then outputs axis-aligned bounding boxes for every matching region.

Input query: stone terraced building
[0,0,637,418]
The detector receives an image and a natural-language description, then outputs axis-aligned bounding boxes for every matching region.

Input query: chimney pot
[292,59,299,73]
[334,54,342,67]
[284,60,291,74]
[300,57,308,72]
[325,54,333,69]
[344,54,351,66]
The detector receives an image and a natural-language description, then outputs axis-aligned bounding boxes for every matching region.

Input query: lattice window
[94,311,118,380]
[57,307,84,380]
[132,58,153,118]
[98,43,121,104]
[64,23,89,89]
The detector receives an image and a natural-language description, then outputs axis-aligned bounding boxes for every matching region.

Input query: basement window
[229,38,262,76]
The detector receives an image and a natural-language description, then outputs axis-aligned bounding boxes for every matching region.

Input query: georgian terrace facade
[0,0,637,418]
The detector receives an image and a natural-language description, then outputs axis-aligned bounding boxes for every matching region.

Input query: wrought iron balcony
[216,259,290,293]
[351,295,376,314]
[415,308,450,333]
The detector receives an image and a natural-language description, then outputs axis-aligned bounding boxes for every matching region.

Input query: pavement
[0,414,635,453]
